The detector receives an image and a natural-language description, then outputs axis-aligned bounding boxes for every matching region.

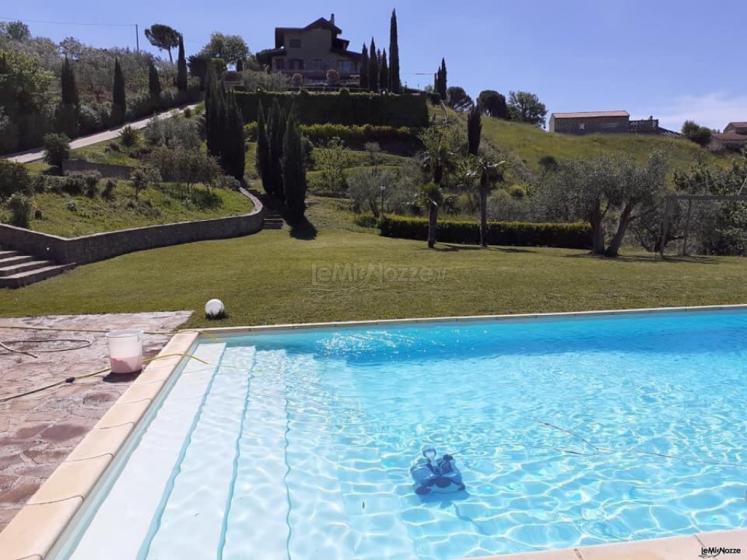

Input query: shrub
[326,69,340,86]
[235,91,429,127]
[62,173,86,195]
[379,215,592,249]
[119,125,139,147]
[66,198,77,212]
[314,138,349,195]
[43,133,71,167]
[183,107,192,119]
[102,178,116,199]
[144,116,200,150]
[78,104,108,135]
[0,160,32,201]
[83,172,101,197]
[149,147,220,188]
[291,73,303,88]
[7,193,32,227]
[130,166,161,199]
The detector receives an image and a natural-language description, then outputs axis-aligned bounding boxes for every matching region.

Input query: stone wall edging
[0,190,264,265]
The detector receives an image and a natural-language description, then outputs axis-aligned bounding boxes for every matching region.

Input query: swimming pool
[53,309,747,559]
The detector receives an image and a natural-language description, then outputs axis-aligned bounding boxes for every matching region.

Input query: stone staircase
[262,212,284,230]
[0,247,74,289]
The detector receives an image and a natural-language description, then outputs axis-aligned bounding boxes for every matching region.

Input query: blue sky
[4,0,746,130]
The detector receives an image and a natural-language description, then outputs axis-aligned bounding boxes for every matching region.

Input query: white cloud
[652,92,747,132]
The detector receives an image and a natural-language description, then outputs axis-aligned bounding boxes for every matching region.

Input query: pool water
[63,310,747,559]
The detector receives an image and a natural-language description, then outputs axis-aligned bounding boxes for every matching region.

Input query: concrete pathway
[5,104,199,164]
[0,311,191,531]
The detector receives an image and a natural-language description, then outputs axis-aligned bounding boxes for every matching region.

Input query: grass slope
[2,183,253,237]
[1,197,745,327]
[446,108,730,176]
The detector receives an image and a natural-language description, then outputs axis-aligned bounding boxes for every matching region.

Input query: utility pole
[135,24,139,52]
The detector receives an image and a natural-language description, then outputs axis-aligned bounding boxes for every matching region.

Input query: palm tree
[467,154,506,247]
[418,127,460,248]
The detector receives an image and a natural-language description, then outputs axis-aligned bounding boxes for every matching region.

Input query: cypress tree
[439,58,448,100]
[368,38,379,92]
[56,57,79,136]
[176,34,188,92]
[111,58,126,125]
[148,60,161,109]
[359,44,369,90]
[256,101,273,195]
[379,49,389,92]
[204,67,225,158]
[60,57,79,107]
[268,100,287,199]
[467,105,481,155]
[282,115,307,223]
[389,10,401,93]
[222,91,245,181]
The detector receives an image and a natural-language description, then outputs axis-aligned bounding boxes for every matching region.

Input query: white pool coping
[0,304,745,559]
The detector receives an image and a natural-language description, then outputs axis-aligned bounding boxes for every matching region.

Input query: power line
[0,17,135,28]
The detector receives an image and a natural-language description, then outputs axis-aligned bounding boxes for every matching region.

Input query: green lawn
[1,182,254,237]
[1,197,744,327]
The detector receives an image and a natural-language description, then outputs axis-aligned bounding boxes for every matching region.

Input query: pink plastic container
[106,329,144,374]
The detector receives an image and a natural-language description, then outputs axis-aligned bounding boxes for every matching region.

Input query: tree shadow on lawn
[564,252,719,265]
[432,243,536,254]
[290,217,318,240]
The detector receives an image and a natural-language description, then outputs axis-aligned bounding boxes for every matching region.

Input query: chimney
[330,13,335,25]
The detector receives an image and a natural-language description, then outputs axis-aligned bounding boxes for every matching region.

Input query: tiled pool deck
[0,306,745,559]
[0,312,190,534]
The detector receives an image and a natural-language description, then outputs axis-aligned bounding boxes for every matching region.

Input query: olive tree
[538,153,668,257]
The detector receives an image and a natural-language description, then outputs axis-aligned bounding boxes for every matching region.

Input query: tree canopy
[507,91,547,127]
[144,24,181,63]
[200,32,249,65]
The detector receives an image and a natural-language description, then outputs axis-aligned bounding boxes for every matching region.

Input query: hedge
[245,122,424,155]
[379,216,592,249]
[235,91,429,127]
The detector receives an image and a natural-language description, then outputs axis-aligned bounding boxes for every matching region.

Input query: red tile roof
[552,110,629,119]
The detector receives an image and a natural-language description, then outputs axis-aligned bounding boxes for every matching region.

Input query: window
[289,38,301,48]
[579,123,585,131]
[275,59,285,70]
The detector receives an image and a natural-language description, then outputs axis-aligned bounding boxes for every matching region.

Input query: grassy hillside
[2,181,253,237]
[446,108,731,176]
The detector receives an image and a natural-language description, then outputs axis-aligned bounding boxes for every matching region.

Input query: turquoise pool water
[65,309,747,559]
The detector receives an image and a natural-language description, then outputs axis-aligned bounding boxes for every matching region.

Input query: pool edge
[2,304,746,560]
[0,330,200,560]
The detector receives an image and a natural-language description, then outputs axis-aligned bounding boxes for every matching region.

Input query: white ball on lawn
[205,298,225,318]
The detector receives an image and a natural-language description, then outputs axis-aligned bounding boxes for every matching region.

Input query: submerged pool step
[67,343,227,560]
[144,346,256,560]
[221,349,292,560]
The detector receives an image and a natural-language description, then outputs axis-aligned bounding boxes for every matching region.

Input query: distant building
[712,122,747,150]
[549,110,677,135]
[256,15,361,81]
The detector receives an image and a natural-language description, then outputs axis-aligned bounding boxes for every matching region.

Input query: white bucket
[106,329,144,374]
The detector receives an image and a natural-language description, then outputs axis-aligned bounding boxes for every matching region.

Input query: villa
[256,14,362,81]
[549,110,677,135]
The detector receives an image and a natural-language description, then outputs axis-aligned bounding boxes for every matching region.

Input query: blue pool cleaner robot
[410,446,465,495]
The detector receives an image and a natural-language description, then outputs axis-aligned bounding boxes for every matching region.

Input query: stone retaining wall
[61,159,134,179]
[0,192,264,265]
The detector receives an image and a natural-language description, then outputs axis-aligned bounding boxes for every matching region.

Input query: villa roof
[275,17,342,48]
[552,110,630,119]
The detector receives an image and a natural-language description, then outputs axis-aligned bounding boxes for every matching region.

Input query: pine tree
[282,115,307,223]
[222,91,245,181]
[111,58,126,125]
[256,101,273,195]
[358,43,368,90]
[368,38,379,92]
[176,34,188,92]
[467,105,481,155]
[56,57,79,136]
[379,49,389,92]
[148,60,161,109]
[389,9,401,93]
[359,44,369,90]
